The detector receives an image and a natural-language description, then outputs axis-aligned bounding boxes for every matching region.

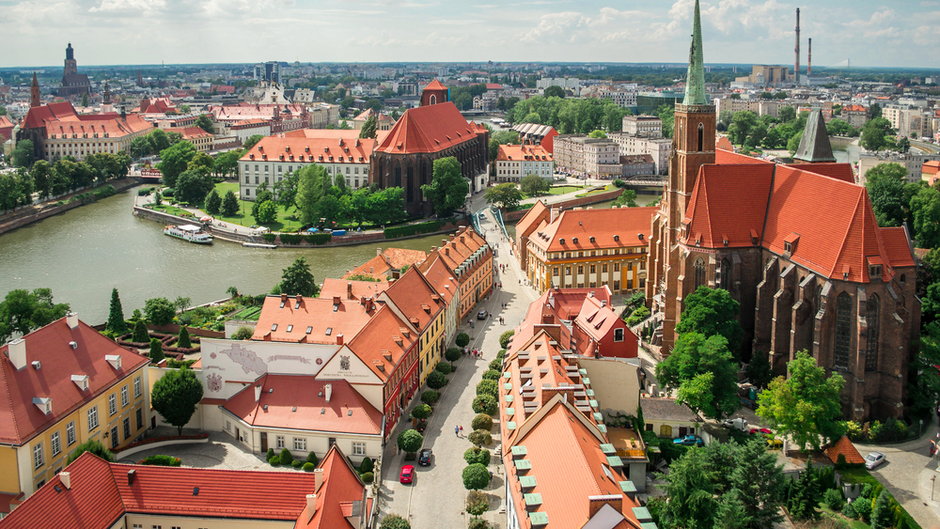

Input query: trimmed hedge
[140,455,181,466]
[306,233,332,245]
[427,371,448,389]
[303,462,315,471]
[280,233,302,245]
[472,394,498,416]
[445,347,462,362]
[384,220,443,239]
[476,380,498,398]
[464,447,491,466]
[361,471,375,483]
[421,390,440,405]
[471,414,493,431]
[436,362,453,374]
[262,233,277,243]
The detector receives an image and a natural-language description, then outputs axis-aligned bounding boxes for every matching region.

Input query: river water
[0,188,444,324]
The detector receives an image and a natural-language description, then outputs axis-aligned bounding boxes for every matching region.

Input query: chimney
[324,383,332,402]
[347,282,353,299]
[7,338,26,370]
[332,296,341,306]
[254,384,262,402]
[588,495,623,519]
[127,469,137,485]
[66,312,79,329]
[376,247,383,256]
[794,7,801,85]
[336,334,344,345]
[306,493,318,515]
[60,471,71,490]
[280,293,288,304]
[808,37,812,76]
[314,468,325,492]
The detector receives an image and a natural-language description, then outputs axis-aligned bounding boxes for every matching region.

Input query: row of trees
[0,151,131,213]
[507,95,631,134]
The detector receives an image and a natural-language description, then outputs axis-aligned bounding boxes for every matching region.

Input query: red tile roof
[223,375,381,436]
[346,305,417,382]
[380,267,445,332]
[0,317,149,445]
[343,248,427,280]
[683,163,774,248]
[924,160,940,176]
[22,101,152,139]
[138,97,175,114]
[435,226,490,276]
[0,448,368,529]
[424,79,447,91]
[515,200,551,251]
[209,103,307,122]
[252,295,375,344]
[320,278,389,301]
[530,207,656,253]
[241,135,377,164]
[415,253,459,305]
[174,126,213,140]
[496,143,553,162]
[788,162,855,183]
[376,102,483,154]
[824,436,865,465]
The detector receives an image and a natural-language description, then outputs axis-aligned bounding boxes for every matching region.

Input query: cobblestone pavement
[117,430,292,471]
[376,209,538,529]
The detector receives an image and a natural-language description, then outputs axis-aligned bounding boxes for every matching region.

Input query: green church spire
[682,0,707,106]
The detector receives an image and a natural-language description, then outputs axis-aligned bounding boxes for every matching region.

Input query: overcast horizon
[3,0,939,69]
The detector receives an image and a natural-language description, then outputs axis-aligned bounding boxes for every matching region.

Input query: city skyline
[3,0,939,69]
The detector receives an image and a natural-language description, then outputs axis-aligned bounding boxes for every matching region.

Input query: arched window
[834,292,852,370]
[429,94,437,105]
[697,123,704,152]
[720,258,731,291]
[865,295,880,371]
[693,258,706,289]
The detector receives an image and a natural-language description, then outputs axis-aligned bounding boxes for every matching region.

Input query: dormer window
[271,324,278,331]
[286,324,293,333]
[33,397,52,415]
[783,233,800,254]
[869,265,882,279]
[325,327,332,336]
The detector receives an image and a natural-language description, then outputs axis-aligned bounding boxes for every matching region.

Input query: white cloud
[89,0,166,14]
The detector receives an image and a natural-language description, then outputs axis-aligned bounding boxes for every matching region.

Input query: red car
[749,427,773,436]
[399,465,415,484]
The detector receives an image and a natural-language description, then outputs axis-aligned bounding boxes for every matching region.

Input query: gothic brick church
[646,0,919,420]
[370,80,488,216]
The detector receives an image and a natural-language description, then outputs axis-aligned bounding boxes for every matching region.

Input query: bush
[499,330,515,349]
[280,233,302,245]
[307,451,319,465]
[266,448,275,461]
[305,233,332,245]
[464,447,491,466]
[421,390,440,405]
[481,369,500,381]
[445,347,462,362]
[468,429,493,447]
[488,358,502,371]
[279,448,293,466]
[476,380,498,398]
[411,404,432,420]
[384,220,443,239]
[466,490,489,516]
[427,370,448,389]
[462,463,491,490]
[380,514,411,529]
[842,420,864,441]
[177,326,192,348]
[67,440,115,464]
[132,318,150,343]
[853,497,872,522]
[262,233,277,243]
[302,462,315,471]
[359,457,374,474]
[471,414,493,431]
[456,333,470,347]
[841,500,857,519]
[232,326,254,340]
[291,459,303,468]
[468,518,491,529]
[140,455,181,466]
[268,456,280,467]
[435,362,453,374]
[361,471,374,483]
[625,305,651,326]
[472,394,498,415]
[397,429,424,453]
[823,488,845,511]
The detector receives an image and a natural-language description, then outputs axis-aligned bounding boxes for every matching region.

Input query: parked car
[673,435,704,447]
[749,427,773,436]
[418,448,433,467]
[766,437,784,449]
[722,418,748,431]
[477,310,488,320]
[399,464,415,484]
[865,452,886,470]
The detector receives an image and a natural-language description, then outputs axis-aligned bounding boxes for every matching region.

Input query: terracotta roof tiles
[241,135,376,164]
[252,295,374,344]
[376,102,483,154]
[530,207,656,253]
[824,436,865,465]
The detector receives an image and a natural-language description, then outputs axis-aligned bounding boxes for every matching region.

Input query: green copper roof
[682,0,707,106]
[794,108,836,162]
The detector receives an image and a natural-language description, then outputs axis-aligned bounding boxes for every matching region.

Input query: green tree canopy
[0,288,70,343]
[12,140,35,168]
[397,428,423,453]
[359,114,378,139]
[756,351,845,451]
[149,337,164,363]
[612,188,637,207]
[144,297,176,325]
[422,157,468,217]
[242,135,264,150]
[462,463,491,490]
[656,332,739,419]
[213,149,243,178]
[276,257,319,297]
[106,288,127,334]
[194,114,215,133]
[151,368,203,434]
[67,439,114,464]
[860,117,894,151]
[174,170,214,205]
[864,162,917,227]
[910,185,940,248]
[204,189,221,215]
[675,286,743,357]
[221,190,240,217]
[543,85,566,98]
[295,164,332,226]
[157,141,197,188]
[253,200,277,225]
[380,514,411,529]
[484,183,522,209]
[520,173,551,196]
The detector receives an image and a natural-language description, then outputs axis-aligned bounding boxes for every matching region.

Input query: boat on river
[163,224,213,244]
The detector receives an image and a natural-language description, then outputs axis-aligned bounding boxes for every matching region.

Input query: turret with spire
[682,0,707,106]
[30,73,40,108]
[102,80,113,113]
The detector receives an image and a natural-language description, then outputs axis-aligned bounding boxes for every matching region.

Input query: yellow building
[380,267,448,385]
[0,315,149,512]
[436,226,493,320]
[525,207,656,293]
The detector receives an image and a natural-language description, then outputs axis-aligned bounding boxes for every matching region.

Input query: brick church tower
[420,79,448,106]
[30,73,40,107]
[646,0,716,352]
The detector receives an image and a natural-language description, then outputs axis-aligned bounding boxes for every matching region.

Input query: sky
[2,0,939,69]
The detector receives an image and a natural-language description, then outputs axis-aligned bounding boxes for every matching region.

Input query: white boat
[163,224,213,244]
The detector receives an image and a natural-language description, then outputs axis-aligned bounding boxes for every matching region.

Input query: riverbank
[0,177,141,236]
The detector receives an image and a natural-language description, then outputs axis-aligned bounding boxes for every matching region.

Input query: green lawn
[576,184,617,197]
[211,182,304,232]
[151,204,195,218]
[548,185,585,195]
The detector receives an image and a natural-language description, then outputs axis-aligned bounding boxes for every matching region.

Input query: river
[0,187,445,324]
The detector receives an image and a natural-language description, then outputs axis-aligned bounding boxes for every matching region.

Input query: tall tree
[273,171,299,210]
[105,288,128,334]
[30,160,52,199]
[221,190,240,217]
[12,139,35,168]
[203,189,221,215]
[675,286,743,357]
[520,173,550,196]
[484,183,522,209]
[359,114,378,139]
[728,439,785,527]
[860,117,894,151]
[543,85,565,98]
[656,333,739,419]
[910,185,940,248]
[0,288,71,343]
[174,170,214,205]
[213,149,243,178]
[187,151,215,176]
[276,257,319,297]
[148,337,164,363]
[157,141,197,188]
[656,448,717,529]
[295,164,331,226]
[864,162,917,227]
[422,157,468,217]
[194,114,215,133]
[756,351,845,451]
[242,134,264,150]
[151,368,203,435]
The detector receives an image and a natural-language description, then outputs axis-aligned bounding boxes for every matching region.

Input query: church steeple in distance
[683,0,707,106]
[30,73,40,107]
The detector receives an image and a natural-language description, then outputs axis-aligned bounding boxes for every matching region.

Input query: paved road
[377,209,538,529]
[857,418,940,529]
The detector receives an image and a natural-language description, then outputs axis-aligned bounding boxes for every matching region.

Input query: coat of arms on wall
[207,373,223,393]
[340,355,350,371]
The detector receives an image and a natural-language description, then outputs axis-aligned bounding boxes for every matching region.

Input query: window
[88,406,99,431]
[108,394,117,416]
[577,265,584,274]
[293,437,307,451]
[720,258,732,291]
[590,265,596,274]
[693,258,706,289]
[121,385,129,407]
[352,442,366,456]
[33,443,44,469]
[66,421,76,445]
[123,418,131,440]
[136,408,143,430]
[276,435,285,449]
[834,292,852,370]
[328,437,337,447]
[866,295,880,371]
[614,263,620,272]
[51,432,61,457]
[614,329,625,342]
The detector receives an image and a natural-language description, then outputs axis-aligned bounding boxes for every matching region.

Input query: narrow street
[377,205,537,529]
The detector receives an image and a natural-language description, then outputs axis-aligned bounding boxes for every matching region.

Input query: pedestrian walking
[455,425,460,436]
[460,425,464,435]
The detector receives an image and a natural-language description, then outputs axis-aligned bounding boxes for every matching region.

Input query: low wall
[502,187,624,223]
[0,178,141,236]
[114,434,210,459]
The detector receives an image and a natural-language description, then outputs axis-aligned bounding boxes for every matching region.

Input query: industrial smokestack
[808,37,812,76]
[794,8,801,85]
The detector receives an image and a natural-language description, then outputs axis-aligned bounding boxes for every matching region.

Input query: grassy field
[151,204,195,218]
[548,185,585,195]
[211,182,304,232]
[576,184,617,197]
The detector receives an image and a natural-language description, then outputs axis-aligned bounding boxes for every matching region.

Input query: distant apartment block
[495,144,554,183]
[553,135,621,178]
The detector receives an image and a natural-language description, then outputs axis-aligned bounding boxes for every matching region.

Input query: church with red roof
[646,0,918,420]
